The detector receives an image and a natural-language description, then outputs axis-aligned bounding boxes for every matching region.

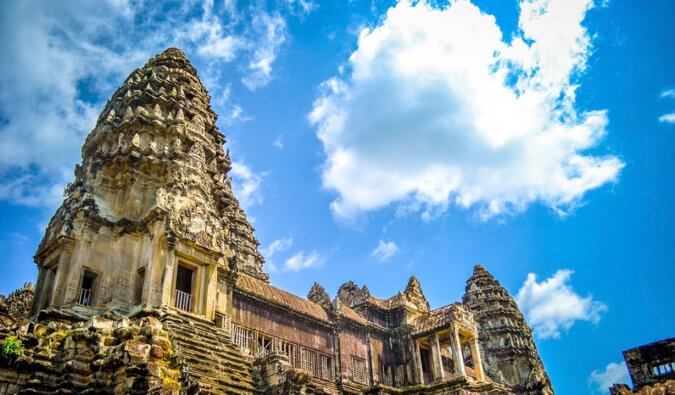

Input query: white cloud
[261,237,293,272]
[310,0,623,221]
[516,269,607,339]
[659,88,675,123]
[0,1,294,209]
[589,361,630,393]
[283,251,325,271]
[242,12,287,90]
[371,239,399,262]
[661,89,675,99]
[659,113,675,124]
[262,237,294,258]
[230,161,266,210]
[273,135,284,149]
[285,0,316,16]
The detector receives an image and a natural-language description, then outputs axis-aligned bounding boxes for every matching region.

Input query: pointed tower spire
[33,47,268,318]
[463,264,553,394]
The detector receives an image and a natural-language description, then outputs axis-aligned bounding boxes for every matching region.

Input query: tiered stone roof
[463,265,553,394]
[37,47,267,281]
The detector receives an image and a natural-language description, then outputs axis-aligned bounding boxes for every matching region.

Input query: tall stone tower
[463,265,553,394]
[31,48,266,317]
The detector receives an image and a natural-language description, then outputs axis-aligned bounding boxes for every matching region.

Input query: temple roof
[234,273,329,322]
[411,303,475,336]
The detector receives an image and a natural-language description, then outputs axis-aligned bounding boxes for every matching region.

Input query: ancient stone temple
[610,338,675,394]
[0,48,552,394]
[463,265,553,394]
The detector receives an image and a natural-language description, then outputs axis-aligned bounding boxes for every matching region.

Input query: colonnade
[414,325,484,384]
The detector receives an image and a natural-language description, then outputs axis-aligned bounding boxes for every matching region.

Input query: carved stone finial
[308,282,330,308]
[403,275,429,311]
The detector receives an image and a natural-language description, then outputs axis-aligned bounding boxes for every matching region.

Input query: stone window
[78,269,98,306]
[257,334,273,358]
[320,354,333,381]
[134,267,145,305]
[351,356,367,384]
[40,265,58,310]
[300,347,317,374]
[174,265,193,311]
[653,363,674,376]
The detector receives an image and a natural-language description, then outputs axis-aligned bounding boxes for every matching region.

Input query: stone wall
[0,314,181,394]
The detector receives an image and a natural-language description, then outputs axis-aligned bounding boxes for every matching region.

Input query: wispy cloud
[516,269,607,339]
[283,250,325,271]
[661,89,675,99]
[659,113,675,124]
[261,236,293,271]
[273,135,284,149]
[230,161,266,210]
[242,12,286,90]
[589,361,630,393]
[659,88,675,123]
[371,239,399,262]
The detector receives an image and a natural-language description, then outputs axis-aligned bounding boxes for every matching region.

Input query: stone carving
[0,283,34,327]
[463,265,554,394]
[36,47,266,281]
[307,282,331,309]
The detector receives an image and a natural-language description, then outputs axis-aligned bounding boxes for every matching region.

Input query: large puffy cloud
[516,269,607,339]
[310,0,623,220]
[0,0,297,209]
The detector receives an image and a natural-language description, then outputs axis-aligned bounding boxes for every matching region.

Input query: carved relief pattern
[36,48,267,281]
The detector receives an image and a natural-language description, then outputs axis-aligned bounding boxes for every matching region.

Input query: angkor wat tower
[32,47,265,319]
[0,48,552,394]
[463,265,553,394]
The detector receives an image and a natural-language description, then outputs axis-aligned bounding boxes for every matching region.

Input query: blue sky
[0,0,673,393]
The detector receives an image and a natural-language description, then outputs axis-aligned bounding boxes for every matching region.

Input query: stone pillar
[160,248,176,306]
[451,327,466,376]
[333,328,343,383]
[413,340,424,384]
[470,337,485,381]
[429,333,444,381]
[203,264,217,319]
[30,268,47,316]
[366,332,375,385]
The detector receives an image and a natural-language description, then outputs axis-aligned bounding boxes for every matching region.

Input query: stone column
[429,333,445,381]
[333,328,343,383]
[451,326,466,376]
[470,337,485,381]
[413,340,424,384]
[160,248,176,306]
[203,264,217,319]
[366,332,375,386]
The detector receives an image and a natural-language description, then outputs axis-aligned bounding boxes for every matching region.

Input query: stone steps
[160,310,255,394]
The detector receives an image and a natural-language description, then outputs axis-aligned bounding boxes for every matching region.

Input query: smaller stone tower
[463,265,553,394]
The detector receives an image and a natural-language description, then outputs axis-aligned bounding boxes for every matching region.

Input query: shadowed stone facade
[0,48,553,394]
[610,338,675,395]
